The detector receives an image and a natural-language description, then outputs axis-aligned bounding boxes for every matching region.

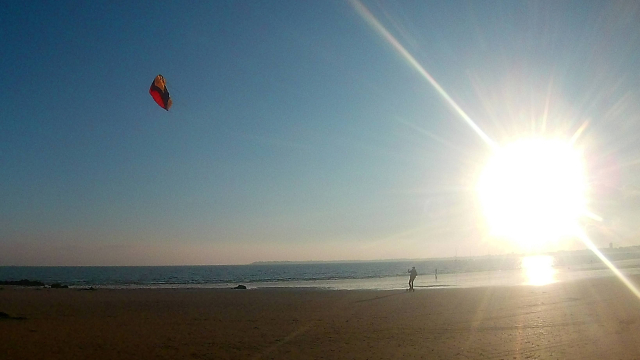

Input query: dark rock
[0,279,45,287]
[233,285,247,289]
[0,312,26,320]
[50,283,69,289]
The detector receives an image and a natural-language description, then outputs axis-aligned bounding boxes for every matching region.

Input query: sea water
[2,249,640,290]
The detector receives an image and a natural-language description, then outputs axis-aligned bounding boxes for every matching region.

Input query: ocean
[2,248,640,290]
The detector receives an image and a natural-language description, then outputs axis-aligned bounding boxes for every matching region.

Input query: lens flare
[576,229,640,300]
[349,0,496,149]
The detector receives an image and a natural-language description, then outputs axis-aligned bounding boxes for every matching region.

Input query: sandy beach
[2,275,640,359]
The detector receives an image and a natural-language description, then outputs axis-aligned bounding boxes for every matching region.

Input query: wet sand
[1,275,640,359]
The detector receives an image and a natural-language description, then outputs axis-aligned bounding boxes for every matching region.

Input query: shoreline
[3,257,639,291]
[5,261,640,291]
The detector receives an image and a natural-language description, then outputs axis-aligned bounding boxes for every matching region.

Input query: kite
[149,74,172,111]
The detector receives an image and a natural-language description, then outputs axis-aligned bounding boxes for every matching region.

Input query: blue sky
[2,1,640,265]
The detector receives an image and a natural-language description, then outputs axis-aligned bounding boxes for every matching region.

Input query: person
[408,266,418,291]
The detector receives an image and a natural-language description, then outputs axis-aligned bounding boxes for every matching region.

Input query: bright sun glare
[522,255,556,286]
[478,139,588,250]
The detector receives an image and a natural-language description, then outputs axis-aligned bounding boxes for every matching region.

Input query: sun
[477,138,588,250]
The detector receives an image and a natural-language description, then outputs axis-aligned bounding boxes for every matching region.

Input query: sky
[2,0,640,265]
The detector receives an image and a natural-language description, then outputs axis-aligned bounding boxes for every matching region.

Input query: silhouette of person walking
[408,266,418,291]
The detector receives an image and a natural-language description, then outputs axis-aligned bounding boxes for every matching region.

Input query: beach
[2,275,640,360]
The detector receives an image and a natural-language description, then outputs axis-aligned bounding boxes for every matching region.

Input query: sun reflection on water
[522,255,556,286]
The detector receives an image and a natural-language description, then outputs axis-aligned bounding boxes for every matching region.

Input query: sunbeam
[576,228,640,300]
[349,0,497,149]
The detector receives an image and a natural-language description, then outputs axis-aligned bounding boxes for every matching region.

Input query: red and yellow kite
[149,74,172,111]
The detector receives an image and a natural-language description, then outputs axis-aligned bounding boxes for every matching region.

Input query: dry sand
[2,275,640,359]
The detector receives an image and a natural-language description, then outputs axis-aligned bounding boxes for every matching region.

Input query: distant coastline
[250,245,640,265]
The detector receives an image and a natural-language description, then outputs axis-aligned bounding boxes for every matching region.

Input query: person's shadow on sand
[354,293,405,303]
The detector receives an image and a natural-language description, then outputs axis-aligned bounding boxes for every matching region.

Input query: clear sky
[2,0,640,265]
